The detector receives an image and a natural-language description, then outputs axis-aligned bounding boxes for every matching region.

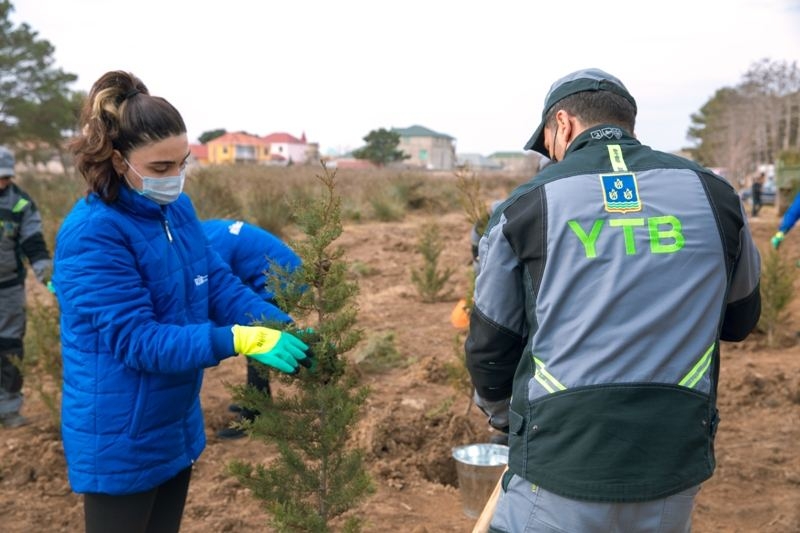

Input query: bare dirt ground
[1,204,799,532]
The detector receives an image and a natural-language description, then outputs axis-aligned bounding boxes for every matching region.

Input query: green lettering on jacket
[648,215,685,253]
[567,219,604,258]
[569,216,685,258]
[609,218,645,255]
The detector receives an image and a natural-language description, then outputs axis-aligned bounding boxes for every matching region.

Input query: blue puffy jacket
[778,190,800,235]
[54,187,290,494]
[202,219,301,302]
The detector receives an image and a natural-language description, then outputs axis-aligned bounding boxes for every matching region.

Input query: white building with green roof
[392,125,456,170]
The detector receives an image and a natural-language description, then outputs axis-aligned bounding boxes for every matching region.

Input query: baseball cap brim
[523,122,546,154]
[0,166,13,177]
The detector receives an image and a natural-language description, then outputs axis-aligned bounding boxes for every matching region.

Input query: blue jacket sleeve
[778,192,800,234]
[205,237,292,326]
[235,224,302,301]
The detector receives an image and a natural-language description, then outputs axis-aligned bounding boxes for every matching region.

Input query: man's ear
[560,113,576,144]
[111,150,127,176]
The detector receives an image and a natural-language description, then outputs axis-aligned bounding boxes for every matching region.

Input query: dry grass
[15,163,528,431]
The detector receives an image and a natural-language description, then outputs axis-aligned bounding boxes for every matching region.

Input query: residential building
[188,143,209,166]
[392,125,456,170]
[206,131,270,164]
[262,132,318,165]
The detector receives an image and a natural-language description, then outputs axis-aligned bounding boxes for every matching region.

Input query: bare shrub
[21,294,62,429]
[184,166,243,219]
[16,173,83,250]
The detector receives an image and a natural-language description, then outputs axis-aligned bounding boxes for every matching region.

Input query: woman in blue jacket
[53,70,310,533]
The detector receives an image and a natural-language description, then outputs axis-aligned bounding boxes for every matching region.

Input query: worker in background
[203,218,302,439]
[0,146,52,429]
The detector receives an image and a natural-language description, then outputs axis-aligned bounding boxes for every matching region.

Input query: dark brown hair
[545,90,636,135]
[71,71,187,203]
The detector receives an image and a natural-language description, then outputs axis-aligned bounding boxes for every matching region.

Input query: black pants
[0,342,24,394]
[243,358,271,420]
[84,466,192,533]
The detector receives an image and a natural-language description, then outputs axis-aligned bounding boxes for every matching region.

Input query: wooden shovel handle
[471,466,507,533]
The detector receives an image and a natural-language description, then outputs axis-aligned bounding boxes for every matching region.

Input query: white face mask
[125,160,186,205]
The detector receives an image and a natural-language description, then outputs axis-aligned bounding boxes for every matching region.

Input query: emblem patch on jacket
[227,220,244,235]
[600,173,641,213]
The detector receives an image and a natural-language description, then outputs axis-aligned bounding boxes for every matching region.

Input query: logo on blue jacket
[600,173,641,213]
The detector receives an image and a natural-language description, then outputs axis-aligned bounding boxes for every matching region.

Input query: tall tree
[352,128,409,167]
[15,89,84,173]
[687,58,800,182]
[0,0,78,145]
[687,88,754,174]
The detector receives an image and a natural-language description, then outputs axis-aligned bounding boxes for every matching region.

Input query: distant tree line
[2,0,797,181]
[687,58,800,183]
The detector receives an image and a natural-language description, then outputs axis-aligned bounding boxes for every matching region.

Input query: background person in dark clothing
[0,146,52,429]
[751,171,764,216]
[202,218,302,439]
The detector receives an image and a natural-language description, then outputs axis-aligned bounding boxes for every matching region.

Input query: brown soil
[1,205,799,533]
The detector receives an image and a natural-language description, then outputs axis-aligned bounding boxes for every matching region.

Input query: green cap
[523,68,637,156]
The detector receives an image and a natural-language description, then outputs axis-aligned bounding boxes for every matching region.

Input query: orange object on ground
[451,299,470,328]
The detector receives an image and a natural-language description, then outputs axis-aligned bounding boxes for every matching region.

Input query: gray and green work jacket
[465,125,761,503]
[0,182,51,289]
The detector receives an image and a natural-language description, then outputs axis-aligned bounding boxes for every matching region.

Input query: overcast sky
[10,0,800,156]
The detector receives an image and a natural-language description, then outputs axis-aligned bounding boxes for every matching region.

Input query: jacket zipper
[160,211,197,455]
[162,218,173,242]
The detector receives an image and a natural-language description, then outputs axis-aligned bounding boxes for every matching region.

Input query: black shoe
[216,411,256,440]
[228,403,243,413]
[0,412,28,428]
[216,426,247,440]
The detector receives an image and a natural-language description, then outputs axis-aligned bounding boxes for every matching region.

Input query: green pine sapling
[228,162,373,532]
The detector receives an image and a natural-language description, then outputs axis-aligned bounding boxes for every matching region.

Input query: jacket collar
[115,184,166,219]
[564,124,639,158]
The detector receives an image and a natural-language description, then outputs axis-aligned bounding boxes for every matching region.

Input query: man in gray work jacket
[465,68,761,533]
[0,147,52,428]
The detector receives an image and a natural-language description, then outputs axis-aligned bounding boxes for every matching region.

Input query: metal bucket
[452,443,509,518]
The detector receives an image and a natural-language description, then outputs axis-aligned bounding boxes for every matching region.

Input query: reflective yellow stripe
[533,357,567,393]
[607,144,628,172]
[679,343,715,388]
[12,198,29,213]
[534,373,558,393]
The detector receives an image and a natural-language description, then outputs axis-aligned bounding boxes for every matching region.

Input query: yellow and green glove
[771,231,785,250]
[232,325,309,374]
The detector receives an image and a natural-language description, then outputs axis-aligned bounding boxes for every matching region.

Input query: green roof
[392,124,454,140]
